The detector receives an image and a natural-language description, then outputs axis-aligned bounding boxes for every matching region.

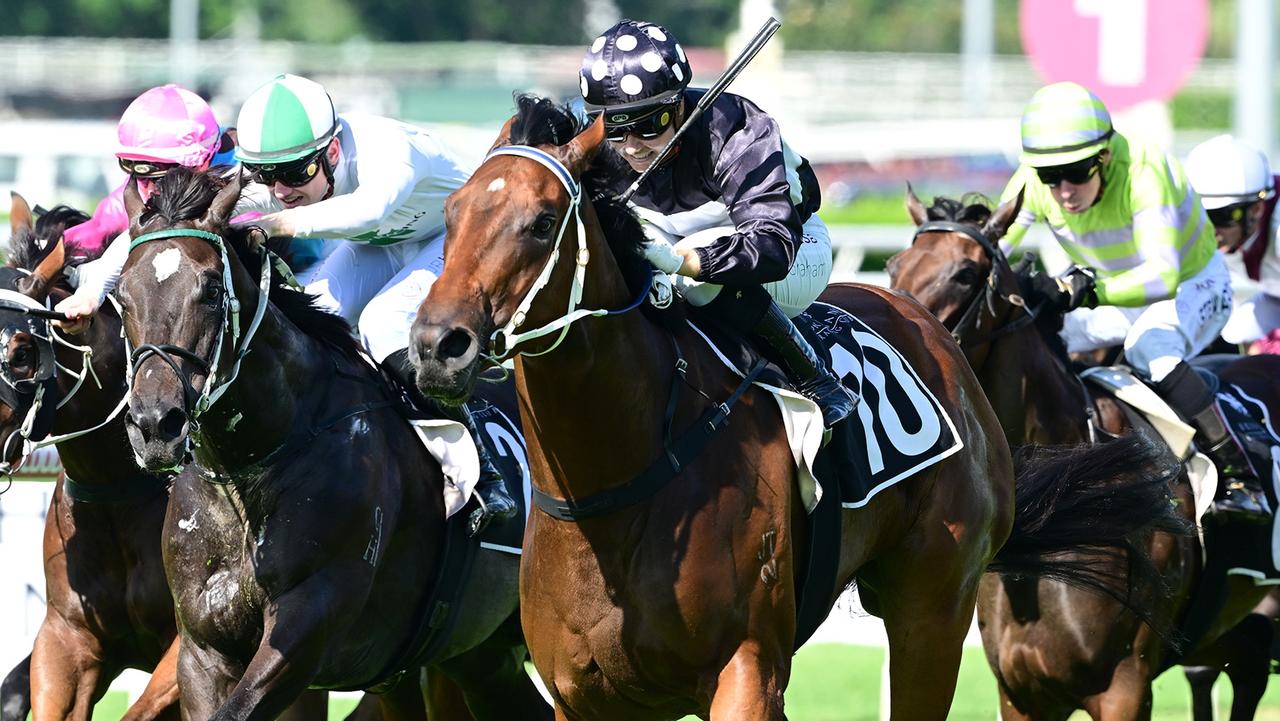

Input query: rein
[126,228,273,425]
[911,220,1040,347]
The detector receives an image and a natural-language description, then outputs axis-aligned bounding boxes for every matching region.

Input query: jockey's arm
[692,120,807,286]
[264,130,422,240]
[1089,163,1190,307]
[998,167,1038,254]
[63,180,129,257]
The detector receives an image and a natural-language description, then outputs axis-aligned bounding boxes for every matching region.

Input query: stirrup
[798,373,857,428]
[467,481,517,537]
[1211,480,1272,525]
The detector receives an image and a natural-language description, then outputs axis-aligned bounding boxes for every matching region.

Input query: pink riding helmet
[115,84,220,166]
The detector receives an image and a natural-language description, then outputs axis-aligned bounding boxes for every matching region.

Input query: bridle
[482,145,648,362]
[125,228,272,431]
[910,220,1040,348]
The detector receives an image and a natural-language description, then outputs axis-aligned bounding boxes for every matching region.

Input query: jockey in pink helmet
[62,84,225,259]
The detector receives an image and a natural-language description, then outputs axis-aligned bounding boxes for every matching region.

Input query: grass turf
[80,643,1280,719]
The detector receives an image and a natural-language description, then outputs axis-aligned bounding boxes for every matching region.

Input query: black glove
[1060,266,1098,310]
[1026,271,1070,311]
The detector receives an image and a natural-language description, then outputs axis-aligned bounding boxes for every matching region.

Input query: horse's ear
[904,182,928,226]
[983,186,1025,242]
[206,173,242,228]
[124,176,145,236]
[487,116,518,154]
[562,114,605,176]
[10,192,33,238]
[18,238,65,301]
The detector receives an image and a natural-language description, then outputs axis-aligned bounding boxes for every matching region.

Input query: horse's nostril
[437,328,474,362]
[158,408,188,441]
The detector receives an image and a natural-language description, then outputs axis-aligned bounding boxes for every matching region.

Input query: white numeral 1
[1075,0,1147,87]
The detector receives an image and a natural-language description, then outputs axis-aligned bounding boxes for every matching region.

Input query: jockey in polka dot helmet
[579,20,856,429]
[580,20,692,141]
[62,84,229,259]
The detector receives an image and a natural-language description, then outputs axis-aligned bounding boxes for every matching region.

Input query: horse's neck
[982,327,1091,446]
[189,271,332,477]
[49,314,140,485]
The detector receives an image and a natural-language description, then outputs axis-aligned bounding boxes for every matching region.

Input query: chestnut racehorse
[410,97,1182,720]
[888,189,1280,720]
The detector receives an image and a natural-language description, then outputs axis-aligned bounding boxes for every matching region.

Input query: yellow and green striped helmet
[1019,82,1114,168]
[235,74,339,164]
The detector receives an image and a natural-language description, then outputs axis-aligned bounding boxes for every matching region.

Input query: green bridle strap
[130,228,225,251]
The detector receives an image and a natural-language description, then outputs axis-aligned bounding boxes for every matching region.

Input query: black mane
[507,94,654,305]
[144,167,361,356]
[927,193,1069,363]
[9,205,90,272]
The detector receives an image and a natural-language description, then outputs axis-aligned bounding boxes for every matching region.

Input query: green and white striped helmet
[235,74,339,164]
[1019,82,1114,168]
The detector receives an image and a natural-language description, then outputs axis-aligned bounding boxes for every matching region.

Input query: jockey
[60,84,231,262]
[1185,134,1280,354]
[1001,82,1268,523]
[232,74,515,534]
[580,19,855,428]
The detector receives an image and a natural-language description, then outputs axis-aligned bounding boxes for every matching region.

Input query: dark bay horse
[887,188,1280,720]
[409,97,1181,720]
[112,169,546,720]
[0,196,181,721]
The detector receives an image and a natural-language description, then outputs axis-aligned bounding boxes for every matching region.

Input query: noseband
[126,228,272,425]
[910,220,1037,347]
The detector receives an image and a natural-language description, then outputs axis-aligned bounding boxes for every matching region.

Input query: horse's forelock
[925,194,994,227]
[140,167,225,229]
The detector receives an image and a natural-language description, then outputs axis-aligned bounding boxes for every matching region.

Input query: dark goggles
[118,157,178,179]
[1207,203,1251,228]
[602,104,678,142]
[1035,156,1102,188]
[243,148,325,188]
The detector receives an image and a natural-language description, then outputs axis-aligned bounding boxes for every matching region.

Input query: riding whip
[619,17,782,203]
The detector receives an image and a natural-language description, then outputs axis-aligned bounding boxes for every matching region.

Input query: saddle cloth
[1083,365,1280,583]
[689,300,964,512]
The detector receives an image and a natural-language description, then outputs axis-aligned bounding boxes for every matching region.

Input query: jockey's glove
[642,239,685,275]
[1058,265,1099,310]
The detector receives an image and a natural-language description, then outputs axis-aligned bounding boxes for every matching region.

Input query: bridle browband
[910,220,1040,348]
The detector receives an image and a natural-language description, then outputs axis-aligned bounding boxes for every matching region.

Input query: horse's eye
[11,345,33,369]
[953,267,981,287]
[202,283,223,305]
[531,215,556,237]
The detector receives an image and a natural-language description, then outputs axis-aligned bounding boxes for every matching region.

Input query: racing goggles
[1035,156,1102,188]
[603,103,678,142]
[243,148,325,188]
[1207,202,1251,228]
[118,157,178,179]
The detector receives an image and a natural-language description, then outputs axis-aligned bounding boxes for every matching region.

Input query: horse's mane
[926,194,1070,364]
[506,94,655,305]
[9,205,90,272]
[143,167,361,356]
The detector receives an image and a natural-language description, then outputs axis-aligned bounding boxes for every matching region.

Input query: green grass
[64,643,1280,718]
[818,196,912,226]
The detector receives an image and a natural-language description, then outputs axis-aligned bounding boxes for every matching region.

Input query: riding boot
[380,349,517,535]
[751,300,857,428]
[448,402,518,537]
[1156,362,1270,525]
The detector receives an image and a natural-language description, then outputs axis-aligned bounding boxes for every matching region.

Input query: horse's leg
[1183,667,1220,721]
[424,669,477,721]
[1222,614,1273,721]
[1081,659,1153,721]
[118,638,179,721]
[344,694,385,721]
[0,654,31,721]
[373,672,427,721]
[433,629,548,720]
[707,640,787,721]
[277,691,331,721]
[29,618,104,721]
[175,633,242,721]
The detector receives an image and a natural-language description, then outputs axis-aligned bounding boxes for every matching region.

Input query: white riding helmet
[1186,134,1275,211]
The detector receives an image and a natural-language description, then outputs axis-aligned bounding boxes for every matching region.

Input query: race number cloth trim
[688,301,964,510]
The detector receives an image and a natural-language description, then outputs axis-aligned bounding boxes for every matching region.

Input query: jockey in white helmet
[1185,134,1280,353]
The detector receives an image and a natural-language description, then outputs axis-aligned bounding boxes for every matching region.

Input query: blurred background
[3,1,1277,717]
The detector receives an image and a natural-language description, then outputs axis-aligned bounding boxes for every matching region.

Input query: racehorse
[0,196,181,721]
[408,96,1183,720]
[112,169,546,719]
[887,188,1280,720]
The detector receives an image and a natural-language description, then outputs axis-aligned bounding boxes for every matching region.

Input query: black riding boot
[381,349,518,536]
[1157,362,1270,525]
[752,301,857,428]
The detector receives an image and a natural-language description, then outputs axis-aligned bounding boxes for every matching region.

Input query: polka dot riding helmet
[580,20,692,119]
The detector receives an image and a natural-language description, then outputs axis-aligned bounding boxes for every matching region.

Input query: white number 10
[1075,0,1147,87]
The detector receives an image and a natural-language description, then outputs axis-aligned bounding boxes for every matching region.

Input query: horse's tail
[988,432,1190,640]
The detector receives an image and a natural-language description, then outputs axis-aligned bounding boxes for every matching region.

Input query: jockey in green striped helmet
[1019,81,1114,168]
[236,74,339,164]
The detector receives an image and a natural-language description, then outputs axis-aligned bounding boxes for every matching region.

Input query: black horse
[113,168,547,720]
